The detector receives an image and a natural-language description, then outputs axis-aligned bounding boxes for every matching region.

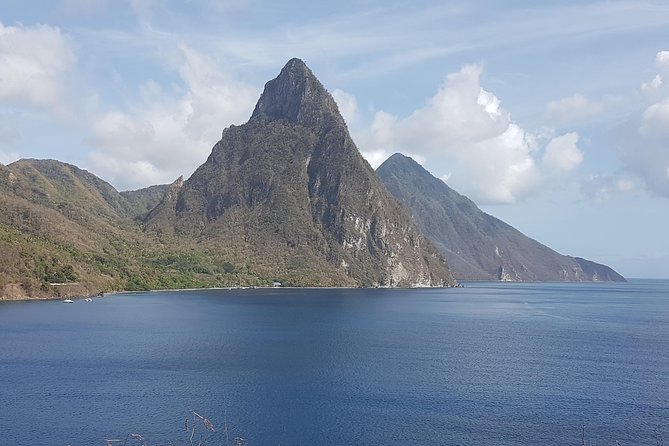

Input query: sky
[1,0,668,278]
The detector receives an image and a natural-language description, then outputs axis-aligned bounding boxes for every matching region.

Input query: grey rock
[377,153,625,282]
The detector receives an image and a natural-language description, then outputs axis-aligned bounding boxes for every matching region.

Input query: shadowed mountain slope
[377,153,625,282]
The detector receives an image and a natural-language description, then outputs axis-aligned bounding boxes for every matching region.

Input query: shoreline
[0,282,464,302]
[0,289,124,303]
[6,279,651,303]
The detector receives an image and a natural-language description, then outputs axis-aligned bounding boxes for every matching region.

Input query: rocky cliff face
[377,153,625,282]
[145,59,454,287]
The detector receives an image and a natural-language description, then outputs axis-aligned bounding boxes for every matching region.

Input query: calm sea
[0,281,667,445]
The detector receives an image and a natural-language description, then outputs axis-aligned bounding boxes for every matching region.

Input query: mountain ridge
[377,153,625,282]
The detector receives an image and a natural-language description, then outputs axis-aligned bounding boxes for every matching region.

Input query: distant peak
[250,58,344,129]
[387,153,411,162]
[378,153,425,174]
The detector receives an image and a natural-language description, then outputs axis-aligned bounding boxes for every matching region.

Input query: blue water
[1,281,668,445]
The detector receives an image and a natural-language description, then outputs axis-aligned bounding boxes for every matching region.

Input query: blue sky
[1,0,668,278]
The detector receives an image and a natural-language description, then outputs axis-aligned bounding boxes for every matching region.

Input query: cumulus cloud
[622,96,669,197]
[542,133,583,172]
[617,51,669,198]
[641,74,663,94]
[331,89,358,126]
[87,44,259,190]
[0,22,76,115]
[362,149,393,169]
[641,50,669,101]
[356,64,583,204]
[656,51,669,68]
[88,152,166,190]
[639,98,669,141]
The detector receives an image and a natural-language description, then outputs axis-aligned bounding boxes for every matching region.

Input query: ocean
[0,280,667,445]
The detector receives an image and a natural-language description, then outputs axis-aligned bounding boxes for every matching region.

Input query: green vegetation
[40,262,77,283]
[0,163,270,299]
[0,203,271,298]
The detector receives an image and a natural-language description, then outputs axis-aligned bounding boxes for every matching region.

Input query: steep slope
[377,153,625,282]
[145,58,454,287]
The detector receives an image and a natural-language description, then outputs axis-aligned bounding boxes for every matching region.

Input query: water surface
[1,281,667,445]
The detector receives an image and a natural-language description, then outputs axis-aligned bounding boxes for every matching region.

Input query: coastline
[7,279,661,303]
[0,282,465,302]
[0,289,123,303]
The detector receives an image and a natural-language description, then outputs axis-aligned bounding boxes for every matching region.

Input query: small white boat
[84,298,93,302]
[63,299,74,303]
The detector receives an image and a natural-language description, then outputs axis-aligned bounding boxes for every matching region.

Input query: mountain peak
[387,152,409,161]
[283,57,310,74]
[379,153,433,180]
[250,58,344,129]
[377,153,625,282]
[383,153,417,167]
[144,61,454,287]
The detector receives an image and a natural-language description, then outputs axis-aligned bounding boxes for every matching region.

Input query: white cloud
[622,96,669,197]
[656,50,669,68]
[358,111,398,166]
[0,22,76,115]
[617,51,669,198]
[361,147,426,171]
[641,74,663,95]
[362,149,392,170]
[542,132,583,172]
[546,94,622,128]
[88,152,166,190]
[642,50,669,100]
[331,89,358,126]
[356,64,582,204]
[398,65,510,148]
[87,44,259,190]
[639,98,669,140]
[455,123,543,204]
